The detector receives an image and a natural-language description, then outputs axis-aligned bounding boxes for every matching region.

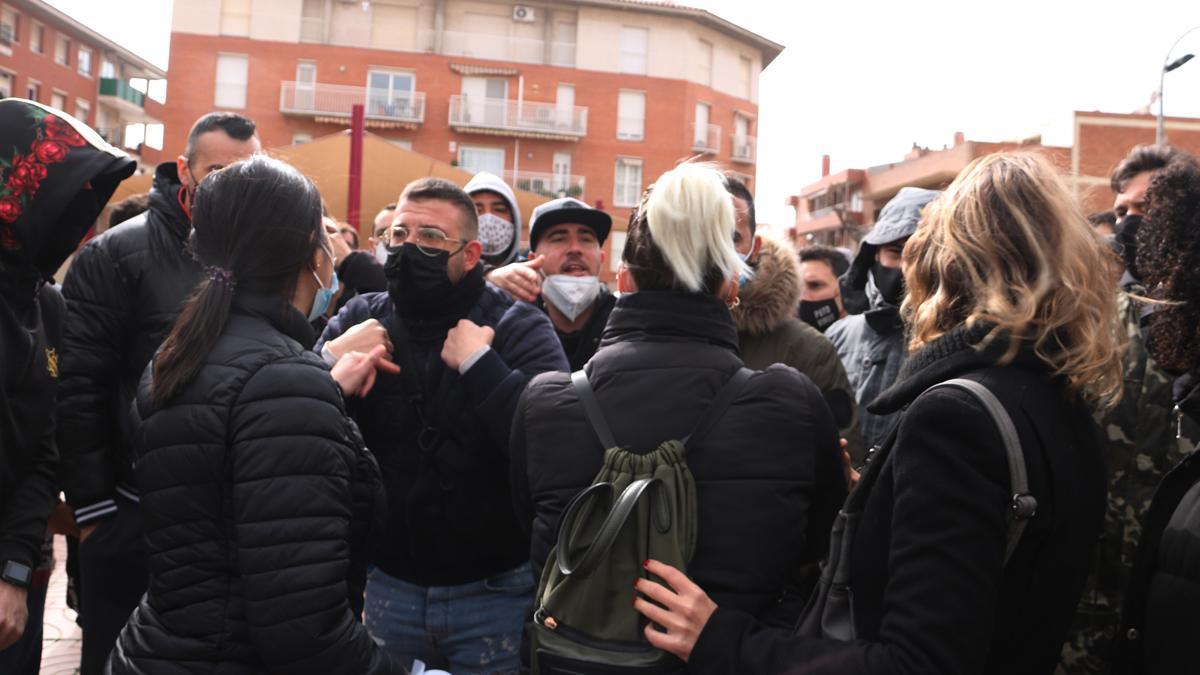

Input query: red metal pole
[348,103,365,244]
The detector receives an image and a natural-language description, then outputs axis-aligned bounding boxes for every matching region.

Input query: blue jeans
[365,563,533,675]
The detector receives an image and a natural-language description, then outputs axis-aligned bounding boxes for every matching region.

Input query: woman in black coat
[510,163,847,653]
[109,156,400,674]
[1113,153,1200,675]
[633,153,1125,675]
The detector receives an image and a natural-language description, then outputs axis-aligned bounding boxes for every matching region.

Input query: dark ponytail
[152,155,323,405]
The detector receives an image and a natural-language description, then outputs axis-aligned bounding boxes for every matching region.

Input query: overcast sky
[46,0,1200,229]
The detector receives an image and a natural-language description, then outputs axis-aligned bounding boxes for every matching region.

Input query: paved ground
[39,535,81,674]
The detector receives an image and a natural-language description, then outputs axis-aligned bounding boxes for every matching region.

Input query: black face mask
[384,243,483,320]
[1114,214,1143,280]
[870,262,905,307]
[799,298,840,333]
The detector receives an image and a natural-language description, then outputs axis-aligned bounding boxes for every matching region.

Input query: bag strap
[684,368,754,448]
[570,367,754,451]
[932,378,1038,565]
[555,478,667,578]
[571,370,617,449]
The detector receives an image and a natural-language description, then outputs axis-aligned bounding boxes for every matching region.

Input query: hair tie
[207,266,236,290]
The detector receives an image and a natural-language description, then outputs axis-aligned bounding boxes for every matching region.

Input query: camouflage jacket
[1059,289,1197,674]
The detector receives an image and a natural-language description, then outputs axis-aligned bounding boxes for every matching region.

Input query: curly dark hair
[1138,153,1200,374]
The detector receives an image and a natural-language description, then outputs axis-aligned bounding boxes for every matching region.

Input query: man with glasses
[316,177,567,674]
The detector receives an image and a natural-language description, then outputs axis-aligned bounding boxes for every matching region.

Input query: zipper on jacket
[1177,404,1184,440]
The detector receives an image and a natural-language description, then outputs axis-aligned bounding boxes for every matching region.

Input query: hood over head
[464,171,521,266]
[847,186,940,290]
[731,235,801,336]
[0,98,136,279]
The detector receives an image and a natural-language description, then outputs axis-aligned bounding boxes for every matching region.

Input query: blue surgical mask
[308,266,340,322]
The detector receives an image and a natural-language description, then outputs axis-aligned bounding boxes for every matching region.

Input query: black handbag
[795,378,1039,640]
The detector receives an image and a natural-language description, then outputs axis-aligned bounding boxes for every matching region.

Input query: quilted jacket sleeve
[228,357,398,674]
[57,239,133,525]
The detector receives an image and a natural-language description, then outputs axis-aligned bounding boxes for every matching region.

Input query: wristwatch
[1,560,33,588]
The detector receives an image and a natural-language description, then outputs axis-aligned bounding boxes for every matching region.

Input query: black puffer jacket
[58,162,202,526]
[511,291,847,622]
[691,323,1106,675]
[110,292,397,674]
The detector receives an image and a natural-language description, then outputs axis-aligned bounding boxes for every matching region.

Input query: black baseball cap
[529,197,612,250]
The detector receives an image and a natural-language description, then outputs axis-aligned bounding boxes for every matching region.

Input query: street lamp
[1157,25,1200,146]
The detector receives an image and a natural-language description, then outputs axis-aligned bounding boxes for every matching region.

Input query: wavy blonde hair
[903,152,1125,408]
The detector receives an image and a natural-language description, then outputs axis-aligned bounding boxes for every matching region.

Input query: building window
[51,91,66,110]
[0,6,18,46]
[693,102,711,148]
[614,157,643,208]
[74,99,89,124]
[220,0,251,37]
[101,59,116,79]
[300,0,324,43]
[457,146,505,176]
[367,69,416,118]
[616,90,645,141]
[697,39,713,87]
[0,71,12,99]
[620,27,648,75]
[29,21,41,53]
[26,79,39,101]
[78,47,92,76]
[54,35,70,65]
[214,53,249,108]
[292,132,313,145]
[608,230,626,273]
[739,55,752,99]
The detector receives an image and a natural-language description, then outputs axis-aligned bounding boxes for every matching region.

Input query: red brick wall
[1,1,103,124]
[161,31,759,231]
[1075,113,1200,215]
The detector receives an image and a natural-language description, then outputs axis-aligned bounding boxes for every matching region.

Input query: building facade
[0,0,167,168]
[163,0,779,262]
[788,111,1200,249]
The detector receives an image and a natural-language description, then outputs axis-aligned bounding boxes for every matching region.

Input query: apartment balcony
[731,134,756,164]
[420,29,575,67]
[94,126,124,147]
[279,81,425,129]
[691,123,721,154]
[503,170,585,200]
[98,78,156,121]
[448,96,587,141]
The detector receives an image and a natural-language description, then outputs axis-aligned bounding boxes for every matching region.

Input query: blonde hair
[903,152,1125,408]
[636,162,740,293]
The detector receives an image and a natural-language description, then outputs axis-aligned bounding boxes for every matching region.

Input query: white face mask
[477,212,515,258]
[542,274,601,323]
[374,242,389,265]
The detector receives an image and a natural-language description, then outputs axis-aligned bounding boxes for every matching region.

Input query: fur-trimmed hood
[732,235,801,336]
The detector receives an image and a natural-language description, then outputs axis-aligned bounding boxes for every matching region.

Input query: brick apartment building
[163,0,781,260]
[789,111,1200,248]
[0,0,167,168]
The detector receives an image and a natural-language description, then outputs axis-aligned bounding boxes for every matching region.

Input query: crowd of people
[0,96,1198,675]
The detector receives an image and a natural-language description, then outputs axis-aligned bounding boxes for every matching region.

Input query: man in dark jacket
[827,187,940,450]
[0,100,135,674]
[486,197,615,370]
[317,177,567,673]
[56,111,259,674]
[726,177,865,463]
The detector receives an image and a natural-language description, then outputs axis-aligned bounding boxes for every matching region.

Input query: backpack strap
[556,478,667,578]
[933,378,1038,565]
[684,368,754,448]
[571,370,617,449]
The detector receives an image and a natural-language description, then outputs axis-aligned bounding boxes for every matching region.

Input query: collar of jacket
[868,320,1050,415]
[731,236,800,336]
[600,290,738,353]
[147,162,191,243]
[231,290,316,350]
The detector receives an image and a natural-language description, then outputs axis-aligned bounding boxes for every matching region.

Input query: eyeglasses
[388,225,466,257]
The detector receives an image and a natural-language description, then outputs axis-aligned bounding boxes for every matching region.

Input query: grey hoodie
[464,171,521,267]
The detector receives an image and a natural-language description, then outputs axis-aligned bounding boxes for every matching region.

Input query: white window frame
[613,156,643,208]
[619,26,648,75]
[50,89,67,111]
[366,67,416,114]
[29,20,42,53]
[220,0,252,37]
[74,98,89,124]
[78,46,92,77]
[616,89,645,142]
[100,58,116,79]
[214,53,249,109]
[698,39,713,87]
[25,78,39,102]
[0,69,14,99]
[0,6,19,47]
[54,35,70,66]
[457,145,506,176]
